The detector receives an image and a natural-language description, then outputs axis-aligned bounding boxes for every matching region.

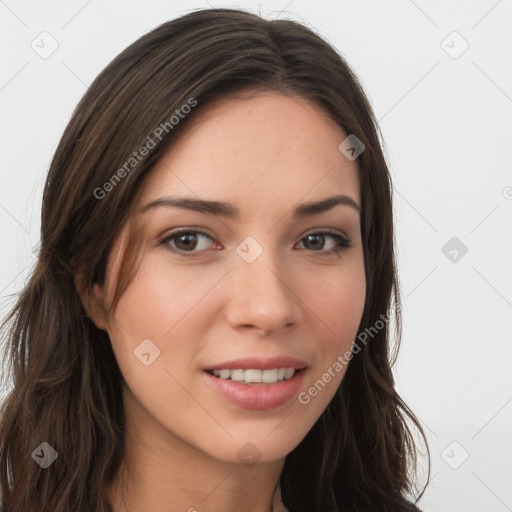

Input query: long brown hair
[0,8,429,511]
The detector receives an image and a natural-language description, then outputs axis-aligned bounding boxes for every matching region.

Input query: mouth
[203,366,307,410]
[205,367,304,385]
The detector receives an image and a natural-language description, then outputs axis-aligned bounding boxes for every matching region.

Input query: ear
[74,273,109,331]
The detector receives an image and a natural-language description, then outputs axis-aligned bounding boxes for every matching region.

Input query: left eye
[296,232,350,252]
[161,229,350,256]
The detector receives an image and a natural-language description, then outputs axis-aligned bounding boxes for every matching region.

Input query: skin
[84,89,366,512]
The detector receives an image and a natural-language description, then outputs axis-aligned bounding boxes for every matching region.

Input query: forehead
[139,90,360,213]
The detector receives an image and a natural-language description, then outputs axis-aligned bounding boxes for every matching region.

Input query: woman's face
[93,90,366,466]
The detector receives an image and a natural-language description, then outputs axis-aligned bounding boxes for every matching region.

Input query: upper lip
[204,356,307,371]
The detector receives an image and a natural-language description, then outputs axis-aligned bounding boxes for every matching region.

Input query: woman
[0,8,429,512]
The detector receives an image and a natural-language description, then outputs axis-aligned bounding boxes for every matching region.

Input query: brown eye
[296,231,350,254]
[161,230,217,256]
[302,234,325,250]
[174,233,200,251]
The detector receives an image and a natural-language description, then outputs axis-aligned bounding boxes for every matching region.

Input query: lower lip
[203,369,306,410]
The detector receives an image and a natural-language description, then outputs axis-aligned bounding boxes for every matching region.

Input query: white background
[1,1,511,511]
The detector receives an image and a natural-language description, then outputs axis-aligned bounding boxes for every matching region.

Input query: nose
[223,248,302,335]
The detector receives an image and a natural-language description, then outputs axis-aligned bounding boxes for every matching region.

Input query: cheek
[305,259,366,347]
[111,254,228,340]
[103,257,221,431]
[298,258,366,409]
[104,253,234,390]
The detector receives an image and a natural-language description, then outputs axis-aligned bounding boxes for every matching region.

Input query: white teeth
[245,369,262,383]
[284,368,295,380]
[230,369,245,382]
[261,369,278,383]
[219,369,231,379]
[209,367,298,384]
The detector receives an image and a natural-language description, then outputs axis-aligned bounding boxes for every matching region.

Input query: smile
[207,367,297,384]
[203,368,306,410]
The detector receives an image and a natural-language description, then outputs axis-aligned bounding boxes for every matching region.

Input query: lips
[203,367,306,410]
[202,355,308,410]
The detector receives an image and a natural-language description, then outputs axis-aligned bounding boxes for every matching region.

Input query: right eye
[160,229,221,257]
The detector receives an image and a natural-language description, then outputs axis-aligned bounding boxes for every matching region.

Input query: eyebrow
[141,194,360,217]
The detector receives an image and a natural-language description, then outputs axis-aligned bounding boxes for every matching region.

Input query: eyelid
[301,227,350,241]
[159,226,216,242]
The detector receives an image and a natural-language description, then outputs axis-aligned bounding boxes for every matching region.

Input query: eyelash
[160,228,351,258]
